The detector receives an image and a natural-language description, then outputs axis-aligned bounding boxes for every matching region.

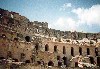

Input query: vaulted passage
[48,60,54,66]
[63,46,66,54]
[95,48,98,56]
[35,43,39,50]
[63,56,68,67]
[57,56,61,60]
[25,36,30,42]
[20,53,25,59]
[89,57,94,64]
[79,47,82,55]
[71,47,74,56]
[45,44,49,51]
[97,57,100,67]
[54,45,57,52]
[87,48,90,55]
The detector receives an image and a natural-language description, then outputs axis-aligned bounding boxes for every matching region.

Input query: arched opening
[75,62,78,67]
[63,56,68,67]
[35,43,39,50]
[13,58,18,62]
[2,34,6,38]
[57,56,61,60]
[63,46,66,54]
[25,60,30,63]
[89,57,94,64]
[20,53,25,59]
[25,36,30,42]
[14,38,18,41]
[71,47,74,56]
[79,47,82,55]
[58,60,62,67]
[54,45,57,52]
[45,44,49,51]
[0,57,5,60]
[95,48,98,56]
[97,57,100,67]
[48,60,54,66]
[87,48,90,55]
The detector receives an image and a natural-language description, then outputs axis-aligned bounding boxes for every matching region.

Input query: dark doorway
[2,34,6,38]
[89,57,94,64]
[79,47,82,55]
[97,57,100,67]
[14,38,18,41]
[25,36,30,42]
[35,43,39,50]
[13,58,18,62]
[25,60,30,63]
[95,48,98,56]
[75,62,78,67]
[63,56,68,67]
[0,57,5,59]
[57,56,61,60]
[87,48,90,55]
[58,60,62,67]
[54,45,57,52]
[48,60,54,66]
[63,46,66,54]
[71,47,74,56]
[21,53,25,59]
[45,44,49,51]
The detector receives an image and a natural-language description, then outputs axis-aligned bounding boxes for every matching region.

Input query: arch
[97,57,100,67]
[13,58,18,62]
[25,60,30,63]
[25,36,30,42]
[35,43,39,50]
[89,57,94,64]
[87,48,90,55]
[14,38,18,41]
[48,60,54,66]
[2,34,6,38]
[0,57,5,59]
[79,47,82,55]
[57,56,61,60]
[63,46,66,54]
[45,44,49,51]
[20,53,25,59]
[62,56,68,67]
[54,45,57,52]
[58,60,62,67]
[95,48,98,56]
[71,47,74,56]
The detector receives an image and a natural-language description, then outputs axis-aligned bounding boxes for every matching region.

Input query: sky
[0,0,100,33]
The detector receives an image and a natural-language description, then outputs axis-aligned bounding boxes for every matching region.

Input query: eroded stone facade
[0,8,100,67]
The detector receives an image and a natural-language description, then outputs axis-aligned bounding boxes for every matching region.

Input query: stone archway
[63,46,66,54]
[89,57,94,64]
[48,60,54,66]
[95,48,98,56]
[97,57,100,67]
[79,47,82,55]
[54,45,57,52]
[45,44,49,51]
[87,48,90,55]
[71,47,74,56]
[25,36,30,42]
[63,56,68,67]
